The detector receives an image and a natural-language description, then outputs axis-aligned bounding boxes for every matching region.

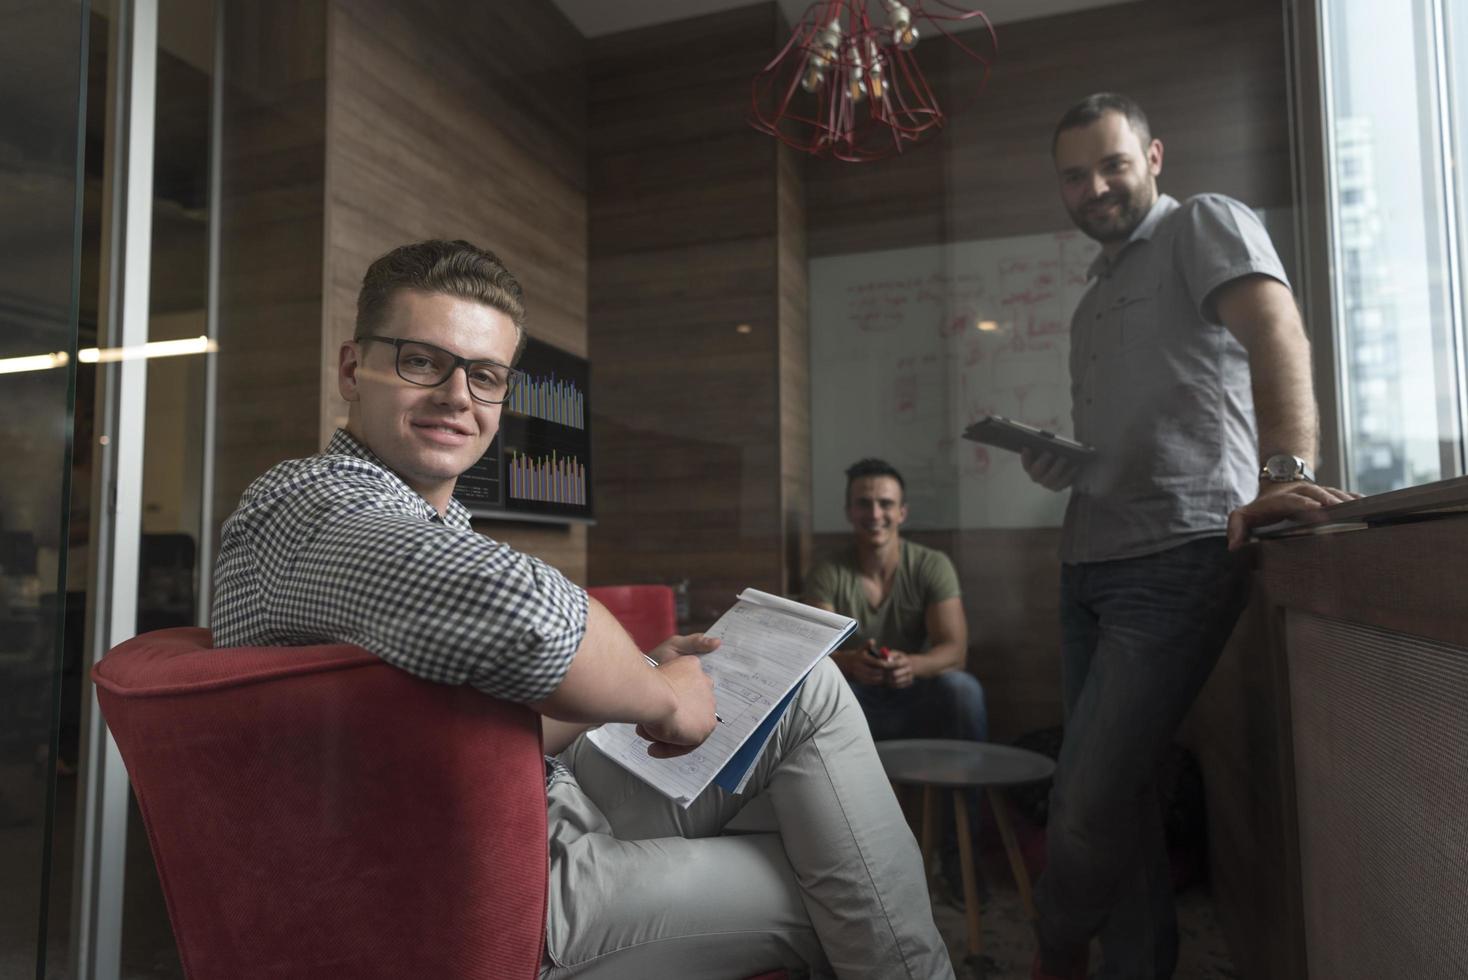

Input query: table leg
[987,787,1036,920]
[921,784,938,887]
[952,790,983,958]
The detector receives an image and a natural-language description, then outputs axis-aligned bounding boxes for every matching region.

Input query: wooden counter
[1193,484,1468,979]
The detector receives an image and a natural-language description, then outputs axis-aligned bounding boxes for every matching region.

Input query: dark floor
[3,765,1236,980]
[930,847,1237,980]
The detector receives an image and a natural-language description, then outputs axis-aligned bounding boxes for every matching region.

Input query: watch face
[1265,455,1303,481]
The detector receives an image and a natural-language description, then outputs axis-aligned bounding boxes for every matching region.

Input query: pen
[644,654,723,723]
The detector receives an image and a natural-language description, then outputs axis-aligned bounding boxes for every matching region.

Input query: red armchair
[95,627,791,980]
[585,584,676,651]
[92,628,548,979]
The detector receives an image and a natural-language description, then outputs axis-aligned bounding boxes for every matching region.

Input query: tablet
[961,415,1096,463]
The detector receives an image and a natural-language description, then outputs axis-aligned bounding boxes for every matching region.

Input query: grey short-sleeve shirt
[1061,193,1289,564]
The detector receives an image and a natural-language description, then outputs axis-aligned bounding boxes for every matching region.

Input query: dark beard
[1071,189,1152,244]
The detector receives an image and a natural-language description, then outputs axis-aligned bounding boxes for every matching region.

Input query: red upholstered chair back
[92,628,548,980]
[586,584,676,651]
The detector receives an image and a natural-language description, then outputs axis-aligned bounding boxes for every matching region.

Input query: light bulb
[884,1,919,51]
[866,39,885,100]
[812,20,841,70]
[802,66,827,93]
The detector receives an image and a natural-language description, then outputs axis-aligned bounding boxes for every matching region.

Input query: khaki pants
[542,658,954,980]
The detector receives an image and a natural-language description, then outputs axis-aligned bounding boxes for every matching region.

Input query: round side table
[875,739,1055,974]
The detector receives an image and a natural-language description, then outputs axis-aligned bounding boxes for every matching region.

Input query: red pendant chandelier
[750,0,996,162]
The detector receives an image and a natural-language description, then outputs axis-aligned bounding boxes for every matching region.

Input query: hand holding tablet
[961,415,1095,463]
[963,415,1094,493]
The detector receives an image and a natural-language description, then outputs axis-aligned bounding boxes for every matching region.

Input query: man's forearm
[530,598,677,727]
[906,643,967,678]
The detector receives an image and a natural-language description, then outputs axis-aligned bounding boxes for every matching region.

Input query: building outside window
[1321,0,1468,493]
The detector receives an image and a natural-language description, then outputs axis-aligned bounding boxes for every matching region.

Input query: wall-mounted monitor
[453,337,593,524]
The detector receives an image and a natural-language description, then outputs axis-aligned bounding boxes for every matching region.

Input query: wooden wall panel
[806,0,1292,255]
[778,144,812,596]
[586,5,796,625]
[213,0,328,536]
[324,0,589,580]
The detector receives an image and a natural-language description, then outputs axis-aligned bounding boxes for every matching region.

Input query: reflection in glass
[0,2,87,977]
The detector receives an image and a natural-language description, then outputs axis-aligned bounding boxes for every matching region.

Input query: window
[1321,0,1467,494]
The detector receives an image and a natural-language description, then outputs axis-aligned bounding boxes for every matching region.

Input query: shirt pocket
[1117,292,1160,351]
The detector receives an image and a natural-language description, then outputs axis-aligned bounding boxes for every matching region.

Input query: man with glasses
[212,239,953,980]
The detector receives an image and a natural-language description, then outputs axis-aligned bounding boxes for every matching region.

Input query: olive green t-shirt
[804,540,961,653]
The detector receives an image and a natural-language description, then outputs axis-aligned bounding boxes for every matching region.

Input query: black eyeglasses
[358,335,522,405]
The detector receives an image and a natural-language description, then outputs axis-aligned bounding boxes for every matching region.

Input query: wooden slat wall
[807,0,1293,255]
[323,0,590,580]
[586,5,805,625]
[778,143,813,596]
[213,0,328,535]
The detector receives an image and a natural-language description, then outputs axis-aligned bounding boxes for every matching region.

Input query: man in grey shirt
[1021,94,1356,980]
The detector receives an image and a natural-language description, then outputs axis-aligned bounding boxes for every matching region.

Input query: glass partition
[0,2,89,976]
[39,1,1468,976]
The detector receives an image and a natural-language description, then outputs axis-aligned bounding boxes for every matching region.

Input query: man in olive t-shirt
[806,460,989,889]
[805,457,986,744]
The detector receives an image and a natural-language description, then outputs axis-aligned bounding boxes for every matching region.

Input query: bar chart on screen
[509,373,584,429]
[509,449,588,506]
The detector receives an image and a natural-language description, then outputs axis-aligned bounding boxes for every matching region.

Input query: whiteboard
[809,210,1296,532]
[810,230,1099,532]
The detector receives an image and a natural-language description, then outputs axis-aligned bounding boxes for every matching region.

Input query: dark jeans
[854,671,989,876]
[1037,537,1250,979]
[853,670,989,745]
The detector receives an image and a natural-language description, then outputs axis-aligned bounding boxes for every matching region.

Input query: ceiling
[550,0,1129,38]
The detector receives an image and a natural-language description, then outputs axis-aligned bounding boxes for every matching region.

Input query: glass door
[0,1,91,976]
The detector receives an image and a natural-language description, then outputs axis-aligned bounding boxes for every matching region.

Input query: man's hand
[645,631,720,664]
[838,644,889,686]
[1226,480,1361,550]
[882,649,915,689]
[851,641,916,688]
[635,655,717,758]
[1021,448,1080,491]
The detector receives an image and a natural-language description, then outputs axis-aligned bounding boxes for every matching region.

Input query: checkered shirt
[211,429,587,704]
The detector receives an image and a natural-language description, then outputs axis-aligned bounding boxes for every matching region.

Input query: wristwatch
[1259,453,1315,484]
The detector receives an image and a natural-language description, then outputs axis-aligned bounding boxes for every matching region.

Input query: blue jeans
[1037,537,1250,979]
[854,671,989,872]
[853,670,989,745]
